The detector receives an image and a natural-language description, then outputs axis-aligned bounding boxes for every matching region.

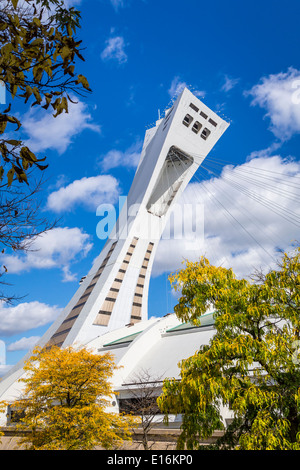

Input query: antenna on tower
[158,109,161,120]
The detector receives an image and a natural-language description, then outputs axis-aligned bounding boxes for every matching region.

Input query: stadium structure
[0,88,230,427]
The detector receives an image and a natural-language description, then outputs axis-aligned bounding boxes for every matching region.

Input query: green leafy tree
[11,345,137,450]
[158,247,300,450]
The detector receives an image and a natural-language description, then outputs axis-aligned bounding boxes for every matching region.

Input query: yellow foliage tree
[0,401,5,443]
[11,345,136,450]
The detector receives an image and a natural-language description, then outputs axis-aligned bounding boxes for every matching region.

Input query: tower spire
[0,88,229,412]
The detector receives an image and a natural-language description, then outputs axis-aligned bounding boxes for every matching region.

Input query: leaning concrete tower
[0,88,229,407]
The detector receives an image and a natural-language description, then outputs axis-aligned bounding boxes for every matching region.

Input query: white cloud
[153,155,300,280]
[1,227,93,281]
[22,98,101,154]
[101,35,128,64]
[246,141,282,161]
[0,301,61,336]
[221,74,240,92]
[246,67,300,141]
[7,336,41,352]
[99,140,142,171]
[47,174,120,212]
[168,76,205,99]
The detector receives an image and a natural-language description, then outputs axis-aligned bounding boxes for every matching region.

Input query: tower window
[201,128,211,140]
[200,111,208,119]
[189,102,199,112]
[191,121,202,134]
[208,118,217,127]
[182,114,193,127]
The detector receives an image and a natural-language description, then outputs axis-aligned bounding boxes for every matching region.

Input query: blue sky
[1,0,300,372]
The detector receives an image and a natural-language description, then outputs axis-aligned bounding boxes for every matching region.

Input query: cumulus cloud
[246,67,300,141]
[0,301,61,336]
[153,155,300,280]
[168,76,205,99]
[99,140,142,171]
[101,35,128,64]
[47,174,120,212]
[7,336,41,352]
[1,227,93,282]
[21,98,101,154]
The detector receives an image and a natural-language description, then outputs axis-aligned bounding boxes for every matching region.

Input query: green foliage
[158,247,300,450]
[0,0,91,187]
